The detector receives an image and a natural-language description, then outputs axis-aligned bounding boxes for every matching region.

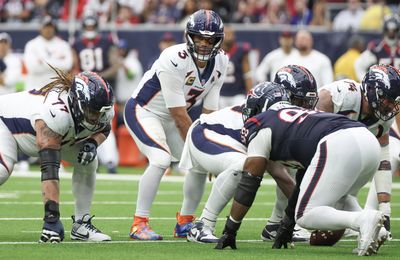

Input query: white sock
[180,169,207,215]
[72,169,96,220]
[296,206,360,231]
[199,168,241,229]
[135,164,166,217]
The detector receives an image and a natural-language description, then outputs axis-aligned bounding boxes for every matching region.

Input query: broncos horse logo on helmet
[242,81,291,122]
[274,65,318,109]
[361,64,400,121]
[185,9,224,62]
[68,71,114,132]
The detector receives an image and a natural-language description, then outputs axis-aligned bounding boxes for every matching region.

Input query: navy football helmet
[185,9,224,62]
[274,65,318,109]
[361,64,400,121]
[242,82,291,122]
[383,14,399,44]
[68,71,114,131]
[82,15,99,40]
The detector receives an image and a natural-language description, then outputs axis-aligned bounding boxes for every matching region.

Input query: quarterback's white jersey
[0,89,112,157]
[319,79,394,138]
[131,43,228,119]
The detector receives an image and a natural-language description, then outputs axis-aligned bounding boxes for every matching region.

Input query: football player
[316,64,400,238]
[123,9,228,240]
[175,65,318,243]
[354,14,400,81]
[216,83,386,256]
[71,14,119,173]
[0,66,114,243]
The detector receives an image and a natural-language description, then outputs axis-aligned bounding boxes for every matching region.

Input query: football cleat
[343,228,359,237]
[261,222,310,242]
[70,214,111,242]
[357,210,384,256]
[174,212,195,238]
[187,221,219,243]
[130,218,163,240]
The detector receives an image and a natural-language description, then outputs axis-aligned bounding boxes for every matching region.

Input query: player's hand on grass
[272,215,295,249]
[39,219,64,243]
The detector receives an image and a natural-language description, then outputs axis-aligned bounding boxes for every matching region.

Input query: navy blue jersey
[72,34,114,73]
[220,42,251,97]
[367,39,400,66]
[242,107,365,168]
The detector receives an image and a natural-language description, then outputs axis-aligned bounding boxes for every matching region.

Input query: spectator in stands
[355,14,400,80]
[29,0,63,22]
[118,0,145,20]
[261,0,289,25]
[289,0,312,25]
[334,34,365,81]
[219,26,253,108]
[23,16,73,90]
[61,0,88,21]
[84,0,114,24]
[0,32,22,95]
[255,31,298,82]
[332,0,365,32]
[178,0,198,25]
[116,2,140,26]
[3,0,34,23]
[232,0,260,23]
[115,39,143,123]
[310,0,331,27]
[287,29,333,88]
[359,0,392,31]
[147,0,181,24]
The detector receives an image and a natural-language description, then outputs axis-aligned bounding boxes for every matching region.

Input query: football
[309,229,345,246]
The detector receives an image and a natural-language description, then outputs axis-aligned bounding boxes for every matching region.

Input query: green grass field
[0,169,399,259]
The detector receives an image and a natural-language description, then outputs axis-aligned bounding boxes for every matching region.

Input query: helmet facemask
[186,32,223,62]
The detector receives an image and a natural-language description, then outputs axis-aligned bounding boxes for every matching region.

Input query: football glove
[215,217,241,250]
[39,219,65,243]
[272,215,295,249]
[77,139,98,165]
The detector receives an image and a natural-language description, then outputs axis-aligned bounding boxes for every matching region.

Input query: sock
[135,164,166,217]
[72,167,96,220]
[180,169,207,215]
[200,168,241,229]
[268,186,288,223]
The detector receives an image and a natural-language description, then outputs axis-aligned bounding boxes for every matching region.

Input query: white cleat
[70,214,111,242]
[357,210,384,256]
[343,228,359,238]
[187,221,219,243]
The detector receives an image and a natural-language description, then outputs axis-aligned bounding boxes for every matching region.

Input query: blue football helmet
[274,65,318,109]
[82,14,99,40]
[185,9,224,62]
[68,71,114,131]
[383,14,399,43]
[242,82,291,122]
[361,64,400,121]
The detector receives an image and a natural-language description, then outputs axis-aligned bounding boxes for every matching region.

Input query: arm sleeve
[246,128,273,158]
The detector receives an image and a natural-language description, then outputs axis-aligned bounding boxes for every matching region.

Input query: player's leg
[0,121,18,185]
[295,129,384,256]
[96,129,119,173]
[124,100,172,240]
[62,145,111,242]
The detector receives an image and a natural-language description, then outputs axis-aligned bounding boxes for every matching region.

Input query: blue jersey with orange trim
[242,106,365,168]
[221,42,251,97]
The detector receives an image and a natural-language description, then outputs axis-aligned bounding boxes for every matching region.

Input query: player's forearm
[174,116,192,140]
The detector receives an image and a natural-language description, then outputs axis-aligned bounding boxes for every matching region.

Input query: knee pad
[234,171,262,207]
[148,151,172,169]
[0,164,10,185]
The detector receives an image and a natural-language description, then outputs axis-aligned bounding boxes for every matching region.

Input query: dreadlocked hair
[39,64,74,101]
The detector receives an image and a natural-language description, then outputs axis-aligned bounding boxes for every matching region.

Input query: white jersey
[319,79,394,137]
[0,89,112,157]
[131,43,228,119]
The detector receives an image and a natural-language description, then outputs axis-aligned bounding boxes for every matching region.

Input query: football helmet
[82,15,99,40]
[68,71,114,131]
[274,65,318,109]
[383,14,399,45]
[361,64,400,121]
[242,82,291,122]
[185,9,224,62]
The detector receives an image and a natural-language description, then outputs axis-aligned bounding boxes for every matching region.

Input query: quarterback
[0,67,114,243]
[123,9,228,240]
